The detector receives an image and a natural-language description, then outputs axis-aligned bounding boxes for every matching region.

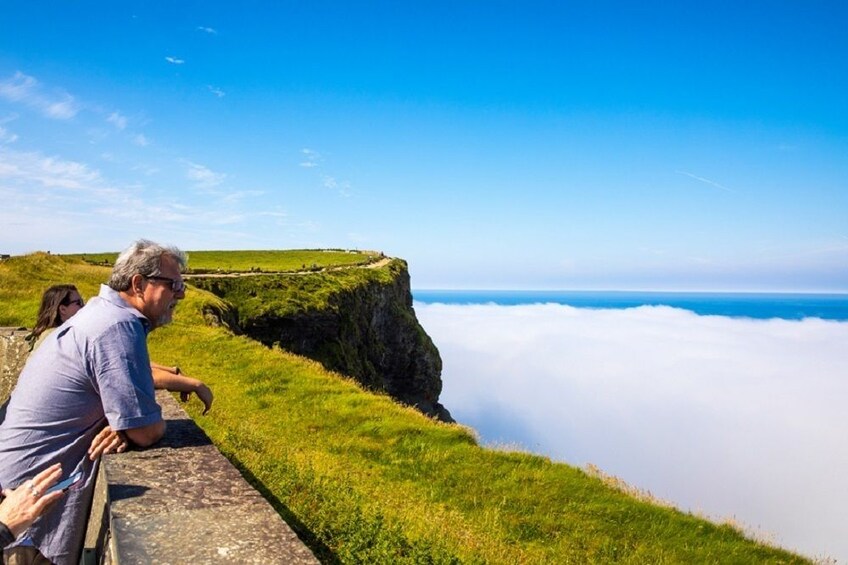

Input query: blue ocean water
[412,290,848,321]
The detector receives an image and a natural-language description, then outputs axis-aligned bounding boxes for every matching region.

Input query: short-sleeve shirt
[0,285,163,564]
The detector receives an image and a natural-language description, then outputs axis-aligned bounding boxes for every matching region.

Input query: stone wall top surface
[103,391,318,564]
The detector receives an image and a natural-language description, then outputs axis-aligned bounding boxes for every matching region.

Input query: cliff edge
[189,259,453,422]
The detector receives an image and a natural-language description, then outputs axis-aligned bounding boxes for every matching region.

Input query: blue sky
[1,1,846,291]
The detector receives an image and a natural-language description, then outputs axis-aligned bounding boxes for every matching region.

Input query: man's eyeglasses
[145,275,186,293]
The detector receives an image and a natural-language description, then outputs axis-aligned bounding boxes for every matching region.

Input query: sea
[412,289,848,321]
[412,289,848,561]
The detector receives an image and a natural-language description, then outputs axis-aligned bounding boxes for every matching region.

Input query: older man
[0,240,187,565]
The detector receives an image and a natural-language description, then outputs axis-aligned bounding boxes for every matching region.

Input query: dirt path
[184,256,392,279]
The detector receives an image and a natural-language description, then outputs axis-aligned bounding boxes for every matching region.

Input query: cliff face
[190,260,453,422]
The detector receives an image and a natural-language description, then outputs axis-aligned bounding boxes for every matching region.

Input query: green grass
[65,249,381,273]
[0,253,110,326]
[1,253,809,564]
[189,259,402,320]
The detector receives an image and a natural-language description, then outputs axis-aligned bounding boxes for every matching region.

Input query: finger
[105,434,124,454]
[32,463,63,491]
[88,432,108,455]
[33,489,65,512]
[180,392,190,402]
[32,462,62,482]
[116,432,129,453]
[90,435,114,459]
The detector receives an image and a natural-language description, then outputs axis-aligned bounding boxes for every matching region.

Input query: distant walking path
[184,256,393,279]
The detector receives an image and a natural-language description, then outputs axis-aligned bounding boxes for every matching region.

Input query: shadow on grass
[225,453,341,565]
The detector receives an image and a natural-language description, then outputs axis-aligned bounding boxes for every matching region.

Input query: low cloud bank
[415,302,848,561]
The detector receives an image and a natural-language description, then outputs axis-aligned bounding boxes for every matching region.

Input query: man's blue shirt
[0,285,162,564]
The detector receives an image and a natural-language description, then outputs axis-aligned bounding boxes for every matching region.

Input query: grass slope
[66,249,380,273]
[0,253,808,564]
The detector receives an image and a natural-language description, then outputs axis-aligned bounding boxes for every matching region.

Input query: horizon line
[411,287,848,296]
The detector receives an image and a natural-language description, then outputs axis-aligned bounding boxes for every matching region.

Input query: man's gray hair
[108,239,188,291]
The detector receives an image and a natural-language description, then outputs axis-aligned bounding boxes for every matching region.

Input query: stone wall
[0,327,29,405]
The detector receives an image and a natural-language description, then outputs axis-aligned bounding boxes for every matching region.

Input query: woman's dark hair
[28,284,79,342]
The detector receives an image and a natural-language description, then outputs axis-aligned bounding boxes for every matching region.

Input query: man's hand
[151,364,214,415]
[179,383,214,415]
[88,425,129,460]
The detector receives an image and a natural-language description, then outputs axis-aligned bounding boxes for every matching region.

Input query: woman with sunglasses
[26,285,85,351]
[27,284,214,416]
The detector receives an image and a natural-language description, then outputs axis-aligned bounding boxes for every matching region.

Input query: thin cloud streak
[0,72,79,120]
[183,160,226,188]
[107,112,127,130]
[676,170,735,193]
[0,126,17,144]
[416,302,848,562]
[165,56,185,65]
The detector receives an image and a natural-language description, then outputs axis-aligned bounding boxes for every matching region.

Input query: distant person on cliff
[26,284,213,414]
[0,239,189,564]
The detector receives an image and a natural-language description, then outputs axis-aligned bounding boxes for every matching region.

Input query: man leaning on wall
[0,239,188,565]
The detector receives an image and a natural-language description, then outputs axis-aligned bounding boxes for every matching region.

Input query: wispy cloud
[197,26,217,34]
[0,72,80,120]
[322,174,351,197]
[107,112,127,130]
[0,147,101,189]
[0,126,17,144]
[133,134,150,147]
[221,189,265,203]
[44,97,78,119]
[676,170,735,193]
[165,56,185,65]
[300,148,321,168]
[207,85,226,98]
[299,149,354,197]
[184,160,226,188]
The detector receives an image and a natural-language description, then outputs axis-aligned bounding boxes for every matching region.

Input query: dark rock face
[192,264,453,422]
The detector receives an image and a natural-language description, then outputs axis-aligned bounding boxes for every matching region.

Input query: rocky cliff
[190,260,453,422]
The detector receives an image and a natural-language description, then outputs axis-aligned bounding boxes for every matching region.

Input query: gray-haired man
[0,240,187,564]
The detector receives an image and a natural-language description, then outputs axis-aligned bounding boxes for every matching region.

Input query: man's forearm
[151,366,202,392]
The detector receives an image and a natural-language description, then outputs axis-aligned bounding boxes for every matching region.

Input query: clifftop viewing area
[0,333,317,564]
[0,251,808,563]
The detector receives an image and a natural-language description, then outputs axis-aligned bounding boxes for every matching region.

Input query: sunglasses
[145,275,186,293]
[65,298,84,307]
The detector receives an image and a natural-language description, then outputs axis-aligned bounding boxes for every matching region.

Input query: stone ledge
[0,327,30,405]
[91,391,318,564]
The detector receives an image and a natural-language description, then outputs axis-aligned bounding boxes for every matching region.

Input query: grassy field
[65,249,380,273]
[0,253,809,563]
[189,259,402,320]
